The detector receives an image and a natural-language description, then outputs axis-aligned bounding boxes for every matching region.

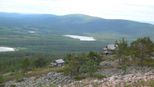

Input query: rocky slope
[65,71,154,87]
[4,72,73,87]
[3,67,154,87]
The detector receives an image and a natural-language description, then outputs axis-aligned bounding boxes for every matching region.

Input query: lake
[64,35,96,41]
[0,47,15,52]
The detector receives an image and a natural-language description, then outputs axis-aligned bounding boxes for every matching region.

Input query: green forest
[1,37,154,84]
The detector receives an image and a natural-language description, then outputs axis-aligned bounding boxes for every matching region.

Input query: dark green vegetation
[0,37,154,84]
[63,37,154,79]
[63,52,103,79]
[0,52,54,73]
[116,37,154,67]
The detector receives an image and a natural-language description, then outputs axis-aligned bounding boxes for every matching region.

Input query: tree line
[63,37,154,79]
[116,37,154,66]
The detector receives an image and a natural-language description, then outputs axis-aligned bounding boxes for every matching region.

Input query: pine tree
[131,37,154,66]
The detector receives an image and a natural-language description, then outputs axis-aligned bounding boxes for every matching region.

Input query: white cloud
[0,0,154,24]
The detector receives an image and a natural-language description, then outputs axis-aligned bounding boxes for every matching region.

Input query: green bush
[0,75,5,83]
[33,57,47,68]
[21,58,31,71]
[15,73,24,82]
[54,67,64,73]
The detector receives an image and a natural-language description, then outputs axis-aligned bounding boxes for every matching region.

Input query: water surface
[64,35,96,41]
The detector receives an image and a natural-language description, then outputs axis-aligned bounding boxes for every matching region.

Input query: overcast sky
[0,0,154,24]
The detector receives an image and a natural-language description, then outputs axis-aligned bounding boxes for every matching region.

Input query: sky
[0,0,154,24]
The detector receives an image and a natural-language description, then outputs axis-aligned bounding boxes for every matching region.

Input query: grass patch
[74,75,86,80]
[2,66,63,83]
[143,58,154,67]
[122,80,154,87]
[24,67,52,77]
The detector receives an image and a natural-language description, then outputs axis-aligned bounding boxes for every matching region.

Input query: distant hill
[0,12,154,54]
[0,12,154,36]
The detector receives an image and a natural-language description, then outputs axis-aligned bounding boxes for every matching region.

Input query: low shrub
[10,85,16,87]
[74,75,86,80]
[91,73,106,79]
[15,73,24,82]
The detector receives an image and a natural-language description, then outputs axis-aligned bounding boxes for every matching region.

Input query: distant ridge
[0,12,154,37]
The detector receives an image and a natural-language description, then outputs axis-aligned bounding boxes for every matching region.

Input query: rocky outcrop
[65,71,154,87]
[5,72,73,87]
[99,66,154,76]
[64,66,154,87]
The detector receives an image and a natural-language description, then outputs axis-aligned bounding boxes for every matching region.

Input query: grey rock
[4,72,73,87]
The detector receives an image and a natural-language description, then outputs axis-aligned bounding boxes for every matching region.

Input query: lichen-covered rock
[5,72,73,87]
[65,67,154,87]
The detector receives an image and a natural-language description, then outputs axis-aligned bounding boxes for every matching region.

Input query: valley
[0,13,154,87]
[0,12,154,55]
